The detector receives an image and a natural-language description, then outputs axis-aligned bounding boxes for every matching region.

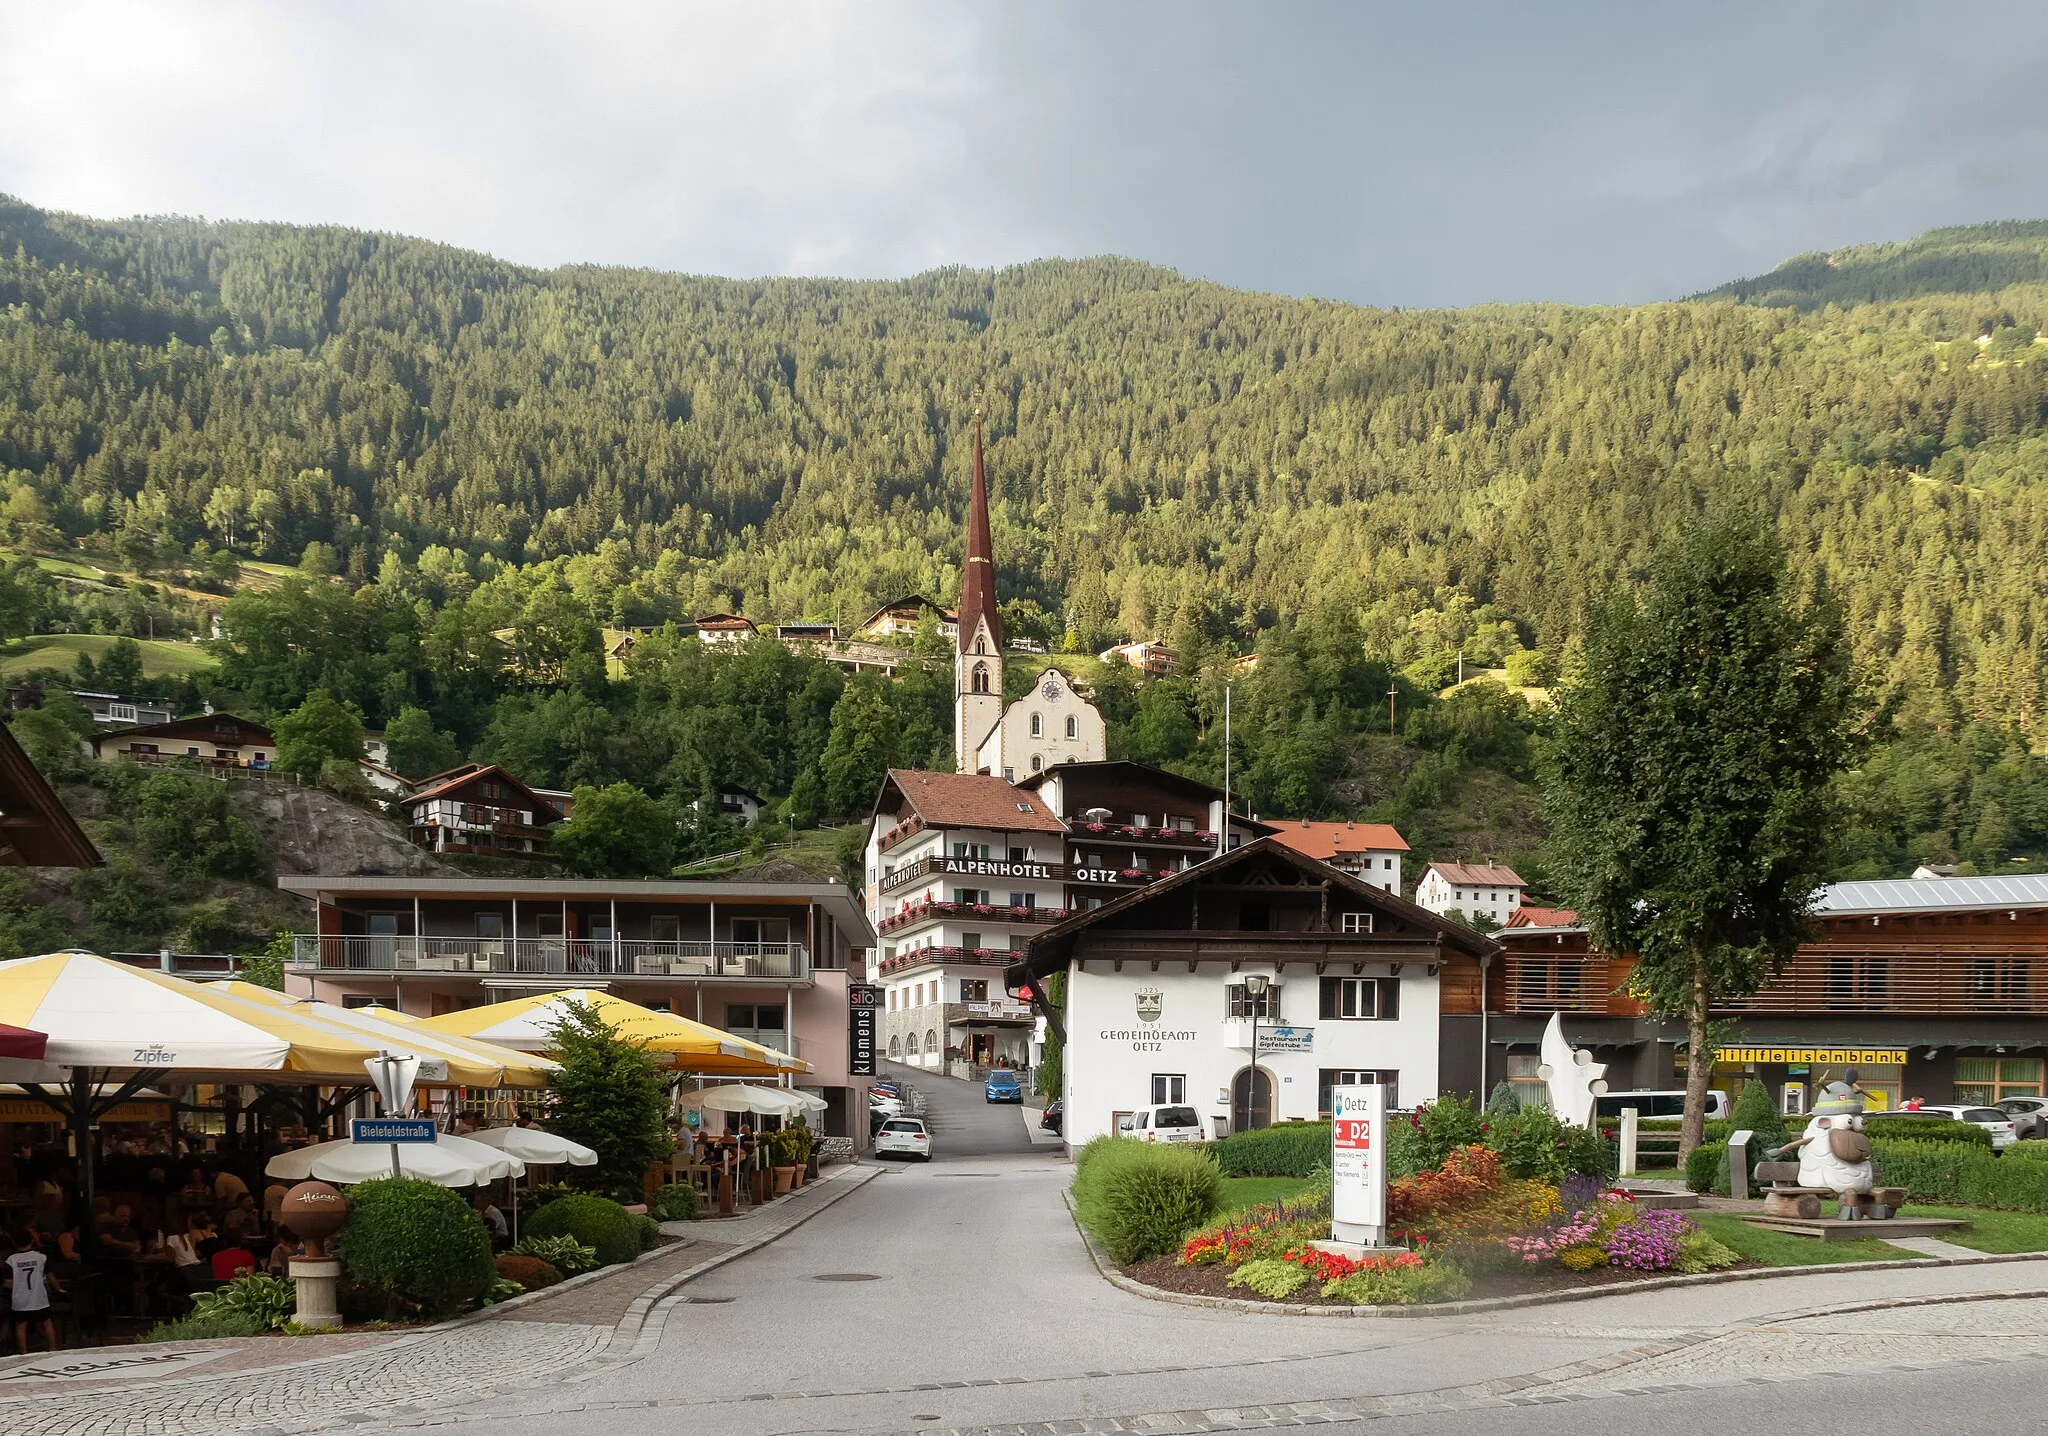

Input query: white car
[1116,1104,1208,1144]
[869,1092,905,1117]
[1907,1103,2018,1149]
[874,1116,931,1160]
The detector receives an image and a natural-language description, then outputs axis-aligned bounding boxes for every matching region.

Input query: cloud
[3,1,2047,305]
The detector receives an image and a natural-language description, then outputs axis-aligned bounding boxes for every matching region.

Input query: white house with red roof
[1266,819,1409,895]
[1414,861,1527,926]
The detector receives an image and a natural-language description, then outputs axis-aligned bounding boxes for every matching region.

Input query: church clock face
[1041,677,1062,700]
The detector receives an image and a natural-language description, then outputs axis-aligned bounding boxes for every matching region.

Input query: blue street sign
[350,1118,439,1144]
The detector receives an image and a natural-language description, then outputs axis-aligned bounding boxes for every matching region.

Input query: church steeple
[954,395,1006,773]
[958,399,1003,656]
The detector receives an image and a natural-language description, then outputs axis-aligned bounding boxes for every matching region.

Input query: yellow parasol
[210,981,556,1089]
[417,988,809,1075]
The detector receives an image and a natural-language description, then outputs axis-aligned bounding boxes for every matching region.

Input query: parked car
[869,1090,904,1116]
[1907,1103,2018,1149]
[984,1070,1023,1104]
[1116,1104,1207,1144]
[1996,1095,2048,1141]
[874,1116,932,1161]
[1041,1098,1063,1135]
[1593,1090,1730,1121]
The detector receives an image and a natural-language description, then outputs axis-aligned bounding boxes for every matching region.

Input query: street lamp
[1243,972,1270,1132]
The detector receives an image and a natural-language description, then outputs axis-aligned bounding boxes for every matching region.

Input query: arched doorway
[1231,1066,1274,1134]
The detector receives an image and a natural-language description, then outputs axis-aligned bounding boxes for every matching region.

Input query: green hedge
[1864,1117,1993,1148]
[1209,1122,1330,1178]
[2004,1140,2048,1161]
[1686,1141,1730,1195]
[1872,1140,2048,1211]
[1072,1139,1223,1264]
[524,1193,641,1267]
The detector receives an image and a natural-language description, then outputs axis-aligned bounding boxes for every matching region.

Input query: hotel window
[1009,892,1035,909]
[1340,912,1373,934]
[1954,1057,2045,1104]
[1224,982,1282,1019]
[1151,1074,1187,1104]
[1320,976,1398,1021]
[962,931,981,952]
[960,979,988,1002]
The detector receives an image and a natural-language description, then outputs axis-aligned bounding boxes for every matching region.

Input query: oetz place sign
[1715,1047,1909,1066]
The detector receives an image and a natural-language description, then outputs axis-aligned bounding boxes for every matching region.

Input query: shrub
[1210,1122,1330,1178]
[1227,1258,1309,1298]
[649,1182,699,1221]
[2003,1141,2048,1161]
[523,1193,641,1267]
[142,1311,265,1342]
[1872,1139,2048,1211]
[512,1233,600,1275]
[1407,1096,1486,1172]
[635,1213,660,1251]
[1685,1142,1729,1195]
[543,998,674,1201]
[1323,1260,1471,1306]
[1557,1122,1612,1180]
[337,1177,496,1316]
[1728,1080,1785,1148]
[1072,1139,1224,1264]
[1864,1117,1992,1148]
[1491,1107,1569,1182]
[1676,1231,1742,1273]
[494,1254,564,1290]
[191,1272,295,1331]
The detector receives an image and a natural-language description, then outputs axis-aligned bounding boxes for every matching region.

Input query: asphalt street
[386,1075,2048,1436]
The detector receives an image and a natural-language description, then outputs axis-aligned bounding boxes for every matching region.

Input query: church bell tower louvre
[954,396,1006,774]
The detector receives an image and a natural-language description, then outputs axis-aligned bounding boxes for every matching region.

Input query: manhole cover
[682,1296,734,1304]
[812,1272,882,1282]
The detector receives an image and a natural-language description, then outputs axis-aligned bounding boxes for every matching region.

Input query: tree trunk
[1678,955,1713,1161]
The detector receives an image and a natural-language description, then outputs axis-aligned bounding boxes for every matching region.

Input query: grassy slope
[1,632,218,677]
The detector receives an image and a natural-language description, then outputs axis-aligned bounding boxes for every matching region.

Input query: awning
[416,988,810,1075]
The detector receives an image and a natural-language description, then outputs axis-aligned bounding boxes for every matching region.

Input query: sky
[4,1,2048,309]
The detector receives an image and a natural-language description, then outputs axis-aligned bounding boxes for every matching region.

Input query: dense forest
[1,195,2046,951]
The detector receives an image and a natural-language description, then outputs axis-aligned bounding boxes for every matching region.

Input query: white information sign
[1329,1084,1388,1247]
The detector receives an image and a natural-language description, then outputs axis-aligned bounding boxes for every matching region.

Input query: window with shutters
[1318,1069,1397,1115]
[1223,982,1281,1019]
[1320,975,1400,1021]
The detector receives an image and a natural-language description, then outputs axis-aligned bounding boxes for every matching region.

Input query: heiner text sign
[1330,1085,1388,1246]
[848,983,881,1076]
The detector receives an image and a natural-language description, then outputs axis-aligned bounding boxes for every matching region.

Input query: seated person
[96,1204,143,1261]
[264,1228,304,1277]
[213,1168,251,1206]
[209,1244,257,1283]
[222,1192,262,1243]
[473,1194,508,1248]
[177,1167,214,1211]
[167,1213,220,1292]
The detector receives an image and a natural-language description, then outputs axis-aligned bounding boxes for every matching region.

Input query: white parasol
[266,1132,526,1188]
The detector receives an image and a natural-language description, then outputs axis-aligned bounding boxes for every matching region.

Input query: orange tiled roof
[1504,905,1578,928]
[1268,820,1410,859]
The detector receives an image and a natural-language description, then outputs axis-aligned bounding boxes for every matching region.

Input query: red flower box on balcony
[1084,822,1107,833]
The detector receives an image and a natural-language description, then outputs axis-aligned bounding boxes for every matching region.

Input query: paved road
[15,1081,2048,1434]
[879,1060,1036,1160]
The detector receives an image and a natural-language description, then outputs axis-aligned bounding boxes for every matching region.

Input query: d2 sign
[1330,1084,1388,1247]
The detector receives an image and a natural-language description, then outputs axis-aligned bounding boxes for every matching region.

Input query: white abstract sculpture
[1534,1013,1608,1127]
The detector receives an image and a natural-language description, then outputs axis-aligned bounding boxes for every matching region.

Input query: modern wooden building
[1490,872,2048,1112]
[89,713,275,771]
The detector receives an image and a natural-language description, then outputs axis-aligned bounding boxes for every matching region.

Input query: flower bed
[1116,1143,1749,1308]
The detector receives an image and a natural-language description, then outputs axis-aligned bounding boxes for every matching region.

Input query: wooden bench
[1753,1159,1905,1220]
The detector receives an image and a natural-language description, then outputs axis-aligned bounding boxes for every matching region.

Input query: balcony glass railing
[290,935,809,979]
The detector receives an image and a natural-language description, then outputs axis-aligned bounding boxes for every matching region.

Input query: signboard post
[1328,1084,1389,1250]
[848,984,881,1077]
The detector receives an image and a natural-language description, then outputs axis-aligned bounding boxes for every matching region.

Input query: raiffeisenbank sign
[1098,986,1197,1053]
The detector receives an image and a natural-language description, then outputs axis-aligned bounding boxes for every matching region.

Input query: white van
[1593,1090,1728,1121]
[1116,1104,1209,1144]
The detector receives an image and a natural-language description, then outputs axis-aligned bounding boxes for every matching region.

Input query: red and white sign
[1330,1084,1387,1243]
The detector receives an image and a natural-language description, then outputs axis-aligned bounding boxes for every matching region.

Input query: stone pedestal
[289,1257,343,1329]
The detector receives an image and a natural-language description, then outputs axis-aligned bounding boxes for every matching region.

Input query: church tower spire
[955,395,1005,773]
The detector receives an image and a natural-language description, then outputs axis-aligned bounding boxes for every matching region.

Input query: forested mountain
[0,195,2045,926]
[1699,220,2048,310]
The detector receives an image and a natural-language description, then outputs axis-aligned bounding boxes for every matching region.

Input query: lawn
[1909,1205,2048,1254]
[0,632,218,678]
[1219,1176,1316,1213]
[1693,1212,1910,1266]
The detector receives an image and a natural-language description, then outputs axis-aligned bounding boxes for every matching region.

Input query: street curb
[1063,1192,2048,1318]
[572,1160,884,1374]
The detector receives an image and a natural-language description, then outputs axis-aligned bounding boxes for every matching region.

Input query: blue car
[984,1070,1023,1104]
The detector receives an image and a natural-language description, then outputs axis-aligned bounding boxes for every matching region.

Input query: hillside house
[400,764,562,857]
[90,714,275,772]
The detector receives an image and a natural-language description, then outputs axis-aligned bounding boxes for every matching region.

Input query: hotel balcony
[876,899,1071,935]
[877,946,1022,977]
[289,935,810,981]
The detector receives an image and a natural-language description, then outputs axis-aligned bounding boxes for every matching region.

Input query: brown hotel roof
[874,769,1067,835]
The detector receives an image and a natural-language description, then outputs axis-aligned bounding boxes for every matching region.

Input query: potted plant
[768,1128,799,1194]
[796,1122,820,1181]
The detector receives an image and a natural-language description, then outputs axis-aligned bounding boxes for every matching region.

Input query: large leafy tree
[1543,506,1868,1158]
[274,690,366,777]
[551,781,678,878]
